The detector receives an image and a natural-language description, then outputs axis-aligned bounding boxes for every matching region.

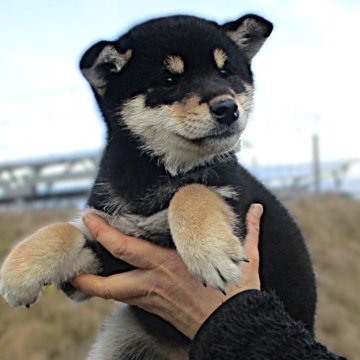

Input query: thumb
[244,203,263,265]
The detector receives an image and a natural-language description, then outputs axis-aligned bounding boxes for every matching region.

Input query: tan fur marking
[120,95,219,175]
[171,95,208,124]
[120,92,247,175]
[0,223,99,306]
[214,48,227,69]
[164,55,185,74]
[169,184,237,239]
[168,184,245,290]
[9,223,83,261]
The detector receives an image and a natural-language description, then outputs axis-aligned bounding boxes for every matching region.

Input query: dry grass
[0,196,359,359]
[0,209,115,360]
[0,287,114,360]
[287,195,360,359]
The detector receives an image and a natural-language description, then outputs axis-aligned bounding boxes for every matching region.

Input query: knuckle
[100,284,113,300]
[146,279,160,298]
[247,213,259,226]
[93,223,107,240]
[253,224,261,235]
[247,217,260,234]
[159,250,177,269]
[112,237,129,259]
[147,286,156,298]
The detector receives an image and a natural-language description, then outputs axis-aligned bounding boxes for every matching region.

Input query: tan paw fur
[168,184,245,292]
[0,223,99,307]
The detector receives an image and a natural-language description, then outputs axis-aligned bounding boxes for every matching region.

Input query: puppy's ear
[222,14,273,61]
[80,41,132,96]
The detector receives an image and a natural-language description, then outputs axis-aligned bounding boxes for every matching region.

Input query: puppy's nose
[210,99,239,126]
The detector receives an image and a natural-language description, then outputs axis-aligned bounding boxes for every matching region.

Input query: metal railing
[0,152,359,210]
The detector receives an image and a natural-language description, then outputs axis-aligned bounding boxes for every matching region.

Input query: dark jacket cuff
[190,290,346,360]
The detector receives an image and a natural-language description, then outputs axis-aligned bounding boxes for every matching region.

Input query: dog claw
[219,288,227,296]
[216,267,227,283]
[25,304,30,308]
[202,282,207,287]
[231,256,249,264]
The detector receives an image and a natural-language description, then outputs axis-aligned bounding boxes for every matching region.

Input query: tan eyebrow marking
[164,55,185,74]
[214,48,228,69]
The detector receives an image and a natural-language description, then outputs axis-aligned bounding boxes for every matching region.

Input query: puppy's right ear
[80,41,132,96]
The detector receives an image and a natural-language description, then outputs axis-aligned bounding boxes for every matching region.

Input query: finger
[244,203,263,266]
[71,271,147,300]
[83,213,167,269]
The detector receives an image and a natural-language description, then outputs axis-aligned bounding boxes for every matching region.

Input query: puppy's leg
[0,223,99,307]
[168,184,245,292]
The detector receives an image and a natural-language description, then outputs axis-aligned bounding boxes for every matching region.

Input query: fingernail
[251,203,263,219]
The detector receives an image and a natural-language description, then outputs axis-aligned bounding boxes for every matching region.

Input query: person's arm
[190,289,346,359]
[71,205,346,359]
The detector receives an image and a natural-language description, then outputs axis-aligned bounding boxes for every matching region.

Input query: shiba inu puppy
[0,14,316,359]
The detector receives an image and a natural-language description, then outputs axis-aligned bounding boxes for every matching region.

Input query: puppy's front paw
[0,271,43,307]
[0,223,99,307]
[177,231,246,293]
[168,184,246,293]
[0,271,45,307]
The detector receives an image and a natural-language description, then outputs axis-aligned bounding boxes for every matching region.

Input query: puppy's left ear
[222,14,273,61]
[80,41,132,96]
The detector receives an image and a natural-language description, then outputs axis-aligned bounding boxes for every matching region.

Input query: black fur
[79,14,317,335]
[190,290,343,359]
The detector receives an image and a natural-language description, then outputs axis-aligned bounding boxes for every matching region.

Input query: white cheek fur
[119,95,251,176]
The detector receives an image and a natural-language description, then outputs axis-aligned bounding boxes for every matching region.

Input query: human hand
[71,203,263,339]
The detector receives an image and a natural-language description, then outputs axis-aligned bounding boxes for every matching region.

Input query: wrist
[190,289,261,339]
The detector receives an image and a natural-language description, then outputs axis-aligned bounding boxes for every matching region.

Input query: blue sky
[1,0,359,166]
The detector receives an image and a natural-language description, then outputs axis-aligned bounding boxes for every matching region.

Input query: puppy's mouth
[190,129,239,145]
[176,124,241,146]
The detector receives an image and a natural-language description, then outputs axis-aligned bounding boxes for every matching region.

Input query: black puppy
[0,14,316,359]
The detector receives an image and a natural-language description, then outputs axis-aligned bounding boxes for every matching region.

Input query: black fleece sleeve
[189,290,346,360]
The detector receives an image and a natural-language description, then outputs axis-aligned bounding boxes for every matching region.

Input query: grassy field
[0,195,359,359]
[288,196,360,358]
[0,209,115,360]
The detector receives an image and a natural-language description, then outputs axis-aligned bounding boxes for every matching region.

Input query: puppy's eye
[220,68,231,78]
[165,76,177,86]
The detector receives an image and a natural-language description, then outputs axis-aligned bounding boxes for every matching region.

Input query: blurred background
[0,0,359,359]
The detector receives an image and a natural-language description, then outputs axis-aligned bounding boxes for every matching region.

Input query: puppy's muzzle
[210,99,239,126]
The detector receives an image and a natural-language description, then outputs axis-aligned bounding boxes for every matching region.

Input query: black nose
[210,99,239,126]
